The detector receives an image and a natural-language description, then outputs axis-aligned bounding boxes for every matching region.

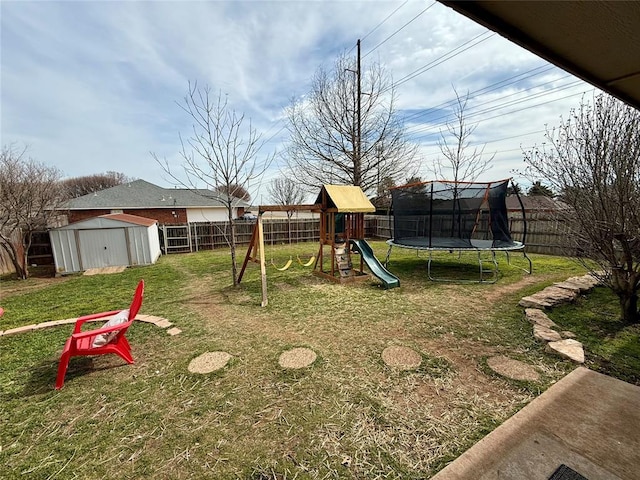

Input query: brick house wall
[68,209,111,223]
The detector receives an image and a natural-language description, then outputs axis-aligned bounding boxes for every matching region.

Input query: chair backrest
[127,280,145,320]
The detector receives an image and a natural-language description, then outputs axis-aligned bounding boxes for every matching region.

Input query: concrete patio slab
[432,367,640,480]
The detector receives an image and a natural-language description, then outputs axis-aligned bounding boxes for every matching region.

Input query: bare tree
[152,82,273,286]
[284,51,417,194]
[267,177,307,220]
[61,171,132,199]
[0,145,65,279]
[266,176,308,243]
[433,88,494,183]
[523,93,640,323]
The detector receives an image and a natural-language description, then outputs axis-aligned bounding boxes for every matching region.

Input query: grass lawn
[0,241,629,479]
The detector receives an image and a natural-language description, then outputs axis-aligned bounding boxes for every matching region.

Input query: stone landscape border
[519,273,602,364]
[0,314,181,337]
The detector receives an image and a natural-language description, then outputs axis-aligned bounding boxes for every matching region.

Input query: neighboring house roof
[506,195,568,212]
[63,179,250,210]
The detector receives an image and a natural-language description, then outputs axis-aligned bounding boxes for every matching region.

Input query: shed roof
[99,213,157,226]
[63,179,250,210]
[316,185,375,213]
[54,213,158,230]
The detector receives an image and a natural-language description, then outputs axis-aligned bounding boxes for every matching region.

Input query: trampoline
[385,178,531,283]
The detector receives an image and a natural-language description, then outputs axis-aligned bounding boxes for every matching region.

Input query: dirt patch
[273,282,295,291]
[483,275,541,303]
[381,346,422,370]
[0,275,71,296]
[487,355,541,382]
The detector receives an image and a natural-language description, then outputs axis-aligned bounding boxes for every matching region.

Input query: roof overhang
[439,1,640,111]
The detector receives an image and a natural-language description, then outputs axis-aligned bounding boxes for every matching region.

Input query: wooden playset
[238,185,398,306]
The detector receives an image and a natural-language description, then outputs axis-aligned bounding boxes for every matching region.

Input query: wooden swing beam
[237,204,322,307]
[258,204,321,213]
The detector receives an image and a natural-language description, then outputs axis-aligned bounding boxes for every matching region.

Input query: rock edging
[520,273,602,364]
[0,314,180,337]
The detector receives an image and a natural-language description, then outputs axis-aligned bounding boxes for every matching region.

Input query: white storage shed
[50,213,161,274]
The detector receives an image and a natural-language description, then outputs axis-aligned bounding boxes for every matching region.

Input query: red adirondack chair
[55,280,145,389]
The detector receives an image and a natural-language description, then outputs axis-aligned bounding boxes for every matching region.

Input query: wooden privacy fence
[161,213,570,256]
[159,218,321,254]
[8,212,571,272]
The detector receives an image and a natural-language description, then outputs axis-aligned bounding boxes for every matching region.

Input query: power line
[401,64,557,124]
[389,31,496,91]
[469,129,547,147]
[408,80,586,137]
[411,88,594,143]
[360,1,409,44]
[362,2,436,59]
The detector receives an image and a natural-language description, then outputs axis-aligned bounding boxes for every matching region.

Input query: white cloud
[1,0,596,201]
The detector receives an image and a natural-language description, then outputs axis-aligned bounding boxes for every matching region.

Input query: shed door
[78,228,129,269]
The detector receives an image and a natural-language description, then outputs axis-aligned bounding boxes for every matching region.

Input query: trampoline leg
[523,250,532,274]
[506,249,532,274]
[427,250,436,281]
[384,244,393,268]
[478,251,499,283]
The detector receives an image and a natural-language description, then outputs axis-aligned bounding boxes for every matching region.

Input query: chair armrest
[72,318,134,340]
[72,310,121,334]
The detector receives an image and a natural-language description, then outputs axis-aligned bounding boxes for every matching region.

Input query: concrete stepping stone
[188,351,232,373]
[546,339,585,363]
[381,346,422,370]
[278,347,317,369]
[487,355,541,382]
[525,308,558,328]
[166,327,182,336]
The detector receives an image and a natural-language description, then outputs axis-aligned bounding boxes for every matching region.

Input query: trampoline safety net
[390,179,519,250]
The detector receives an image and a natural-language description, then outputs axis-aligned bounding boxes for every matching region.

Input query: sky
[1,0,597,204]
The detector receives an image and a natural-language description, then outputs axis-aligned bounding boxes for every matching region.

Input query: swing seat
[297,255,316,267]
[272,258,293,271]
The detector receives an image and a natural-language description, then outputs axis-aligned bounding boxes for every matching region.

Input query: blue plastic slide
[350,239,400,289]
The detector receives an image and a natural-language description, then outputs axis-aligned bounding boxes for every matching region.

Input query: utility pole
[356,39,362,187]
[347,39,364,186]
